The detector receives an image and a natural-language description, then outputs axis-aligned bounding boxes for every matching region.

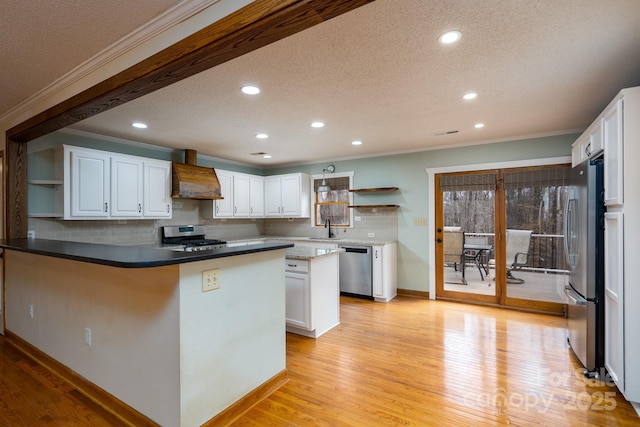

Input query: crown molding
[0,0,222,125]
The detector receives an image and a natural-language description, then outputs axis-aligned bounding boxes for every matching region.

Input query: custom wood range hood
[171,149,224,200]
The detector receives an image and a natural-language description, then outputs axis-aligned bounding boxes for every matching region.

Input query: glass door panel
[503,166,570,304]
[440,172,496,300]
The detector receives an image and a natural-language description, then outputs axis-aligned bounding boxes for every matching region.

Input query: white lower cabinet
[285,254,340,338]
[285,269,310,329]
[372,242,397,302]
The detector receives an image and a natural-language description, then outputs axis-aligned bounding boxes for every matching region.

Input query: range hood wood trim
[171,162,224,200]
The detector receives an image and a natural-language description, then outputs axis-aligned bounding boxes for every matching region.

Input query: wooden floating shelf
[28,213,63,218]
[349,187,399,193]
[348,205,399,209]
[28,179,63,185]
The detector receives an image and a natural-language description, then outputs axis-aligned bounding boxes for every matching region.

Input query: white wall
[178,251,286,426]
[4,248,287,426]
[4,251,182,425]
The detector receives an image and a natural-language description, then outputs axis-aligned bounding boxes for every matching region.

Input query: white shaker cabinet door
[110,156,143,218]
[264,176,283,216]
[603,99,623,206]
[232,173,251,217]
[143,160,172,218]
[249,175,264,217]
[281,174,302,216]
[68,149,110,218]
[604,212,624,393]
[214,170,233,217]
[285,271,310,329]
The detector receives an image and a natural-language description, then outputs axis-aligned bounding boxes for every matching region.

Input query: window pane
[316,203,349,226]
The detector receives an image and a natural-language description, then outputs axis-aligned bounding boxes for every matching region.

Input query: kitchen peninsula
[0,238,293,426]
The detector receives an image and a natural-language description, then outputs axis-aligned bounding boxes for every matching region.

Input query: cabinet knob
[437,228,442,233]
[437,238,442,243]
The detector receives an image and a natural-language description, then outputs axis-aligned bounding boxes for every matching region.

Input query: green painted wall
[268,133,577,291]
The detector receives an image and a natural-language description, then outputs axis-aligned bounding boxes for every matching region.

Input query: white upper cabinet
[233,173,251,217]
[603,99,623,206]
[63,145,172,220]
[265,173,310,218]
[110,156,143,218]
[203,170,263,218]
[67,148,110,218]
[143,160,172,218]
[249,176,264,217]
[210,170,233,217]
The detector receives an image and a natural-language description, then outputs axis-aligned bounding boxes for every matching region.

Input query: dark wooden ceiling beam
[5,0,374,238]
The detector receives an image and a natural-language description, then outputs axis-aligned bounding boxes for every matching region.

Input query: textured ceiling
[9,0,640,167]
[0,0,181,115]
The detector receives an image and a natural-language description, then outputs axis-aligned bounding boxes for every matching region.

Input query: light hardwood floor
[1,297,638,426]
[235,296,638,426]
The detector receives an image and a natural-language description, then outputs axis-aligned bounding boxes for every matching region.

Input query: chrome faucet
[324,218,334,238]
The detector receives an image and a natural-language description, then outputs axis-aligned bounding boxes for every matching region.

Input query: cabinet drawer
[285,259,309,273]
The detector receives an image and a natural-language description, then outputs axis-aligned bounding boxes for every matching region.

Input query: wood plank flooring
[235,296,639,426]
[0,296,638,426]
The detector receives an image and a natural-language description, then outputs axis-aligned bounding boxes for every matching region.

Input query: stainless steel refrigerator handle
[564,198,573,263]
[564,286,587,305]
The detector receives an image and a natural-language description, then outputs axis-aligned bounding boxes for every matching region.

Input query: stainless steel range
[161,225,226,252]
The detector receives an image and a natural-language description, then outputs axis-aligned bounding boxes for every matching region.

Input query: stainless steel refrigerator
[564,157,605,375]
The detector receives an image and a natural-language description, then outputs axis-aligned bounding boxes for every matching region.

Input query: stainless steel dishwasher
[339,245,373,298]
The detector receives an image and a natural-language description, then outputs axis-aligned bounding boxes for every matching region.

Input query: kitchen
[2,0,640,425]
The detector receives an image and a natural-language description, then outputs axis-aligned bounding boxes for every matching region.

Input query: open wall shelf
[349,187,398,193]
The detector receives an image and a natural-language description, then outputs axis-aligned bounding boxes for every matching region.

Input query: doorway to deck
[434,164,569,313]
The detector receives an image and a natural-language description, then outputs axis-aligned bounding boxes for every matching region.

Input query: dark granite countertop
[0,238,293,269]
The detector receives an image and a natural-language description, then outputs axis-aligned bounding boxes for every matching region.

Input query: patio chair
[443,228,466,284]
[488,229,533,284]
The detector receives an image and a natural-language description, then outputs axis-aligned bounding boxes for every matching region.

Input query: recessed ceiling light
[463,92,478,100]
[311,121,325,128]
[263,154,272,159]
[241,85,260,95]
[438,30,462,45]
[474,123,485,129]
[352,140,363,146]
[132,122,147,129]
[256,133,268,139]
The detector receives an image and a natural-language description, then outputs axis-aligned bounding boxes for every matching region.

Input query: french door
[435,165,569,314]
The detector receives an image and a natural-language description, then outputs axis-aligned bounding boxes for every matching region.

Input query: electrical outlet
[27,230,35,238]
[355,216,362,222]
[85,328,92,346]
[28,304,34,319]
[368,232,376,238]
[202,269,220,292]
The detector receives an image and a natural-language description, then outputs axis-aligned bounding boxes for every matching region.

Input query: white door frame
[425,156,570,300]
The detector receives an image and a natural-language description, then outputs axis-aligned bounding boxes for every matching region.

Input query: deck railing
[465,232,568,274]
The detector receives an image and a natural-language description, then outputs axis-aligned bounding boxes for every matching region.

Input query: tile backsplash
[28,202,398,244]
